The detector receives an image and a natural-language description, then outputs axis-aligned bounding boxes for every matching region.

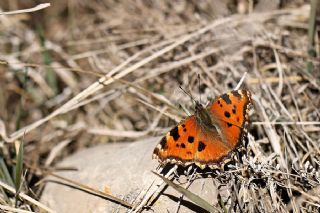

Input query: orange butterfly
[153,89,252,169]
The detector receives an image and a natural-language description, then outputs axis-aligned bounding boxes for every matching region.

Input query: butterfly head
[194,101,214,129]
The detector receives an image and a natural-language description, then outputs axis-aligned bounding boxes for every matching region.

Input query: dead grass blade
[152,171,218,213]
[0,204,35,213]
[0,3,50,15]
[47,173,133,209]
[0,180,56,213]
[130,165,178,212]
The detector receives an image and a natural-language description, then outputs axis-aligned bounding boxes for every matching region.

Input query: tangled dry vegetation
[0,0,319,212]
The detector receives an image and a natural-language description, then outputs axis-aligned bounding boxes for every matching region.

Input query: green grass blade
[14,140,24,205]
[152,171,218,212]
[37,25,58,95]
[15,68,29,130]
[0,186,10,203]
[0,157,14,203]
[0,157,14,186]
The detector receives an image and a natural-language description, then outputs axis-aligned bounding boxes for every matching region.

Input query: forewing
[207,89,252,148]
[153,115,234,168]
[153,116,198,165]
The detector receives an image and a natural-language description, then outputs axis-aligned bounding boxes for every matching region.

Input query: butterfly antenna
[179,85,196,105]
[198,74,201,104]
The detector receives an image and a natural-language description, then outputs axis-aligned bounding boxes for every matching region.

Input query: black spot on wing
[188,136,194,143]
[181,143,186,148]
[231,90,241,99]
[221,94,232,104]
[153,149,159,156]
[224,111,231,118]
[170,126,180,141]
[160,137,167,148]
[227,122,232,127]
[198,141,206,152]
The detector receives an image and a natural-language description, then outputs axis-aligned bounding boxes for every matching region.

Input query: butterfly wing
[153,89,252,169]
[153,115,239,169]
[153,116,198,166]
[207,89,252,149]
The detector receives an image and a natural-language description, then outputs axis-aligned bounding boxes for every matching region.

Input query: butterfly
[152,89,252,169]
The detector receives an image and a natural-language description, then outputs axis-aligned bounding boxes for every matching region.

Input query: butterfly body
[153,89,252,169]
[194,102,216,130]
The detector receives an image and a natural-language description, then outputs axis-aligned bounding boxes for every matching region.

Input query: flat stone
[41,137,218,213]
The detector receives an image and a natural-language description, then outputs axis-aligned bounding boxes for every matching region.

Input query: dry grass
[0,0,319,212]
